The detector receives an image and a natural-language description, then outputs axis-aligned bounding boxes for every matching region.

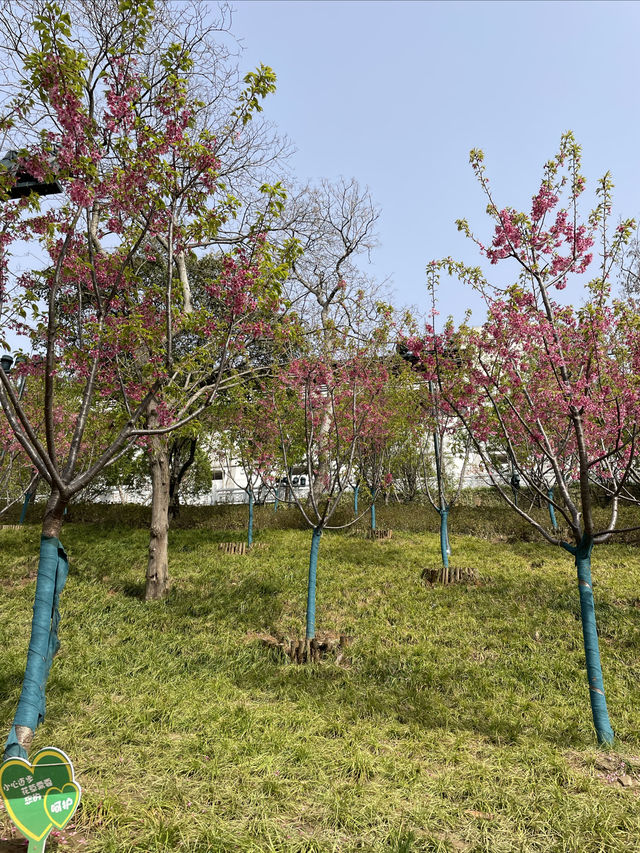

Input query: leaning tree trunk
[4,489,69,760]
[564,536,614,745]
[146,402,171,601]
[576,538,614,744]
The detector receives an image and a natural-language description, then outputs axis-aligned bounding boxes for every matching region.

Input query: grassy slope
[1,517,639,852]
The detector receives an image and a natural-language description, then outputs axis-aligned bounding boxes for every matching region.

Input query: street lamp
[1,353,27,397]
[0,144,61,420]
[0,145,61,395]
[0,150,62,198]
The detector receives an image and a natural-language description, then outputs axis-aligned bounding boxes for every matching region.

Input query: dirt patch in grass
[248,630,352,664]
[564,750,640,794]
[0,839,27,853]
[421,566,480,584]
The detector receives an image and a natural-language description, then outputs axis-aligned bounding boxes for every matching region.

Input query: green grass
[1,516,640,852]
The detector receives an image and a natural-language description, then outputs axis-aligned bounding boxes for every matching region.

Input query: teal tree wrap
[561,537,614,745]
[18,492,30,525]
[547,488,558,531]
[305,527,322,640]
[4,536,69,760]
[439,507,449,569]
[247,491,254,547]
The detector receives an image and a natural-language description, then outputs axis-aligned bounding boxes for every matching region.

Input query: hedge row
[4,492,639,545]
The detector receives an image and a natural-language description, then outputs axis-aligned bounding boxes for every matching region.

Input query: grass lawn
[1,516,639,851]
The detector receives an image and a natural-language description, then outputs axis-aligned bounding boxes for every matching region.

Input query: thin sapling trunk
[562,537,614,744]
[439,508,449,569]
[247,489,254,547]
[4,491,69,759]
[305,527,322,640]
[547,487,558,532]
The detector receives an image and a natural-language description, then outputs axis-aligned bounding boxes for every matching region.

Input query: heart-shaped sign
[0,747,81,845]
[44,782,80,829]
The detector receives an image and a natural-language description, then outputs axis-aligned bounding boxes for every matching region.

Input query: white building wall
[99,459,311,506]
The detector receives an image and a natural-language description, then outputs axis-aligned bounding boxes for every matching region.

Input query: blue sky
[230,0,640,324]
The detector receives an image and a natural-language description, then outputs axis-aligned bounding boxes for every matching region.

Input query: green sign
[0,747,81,852]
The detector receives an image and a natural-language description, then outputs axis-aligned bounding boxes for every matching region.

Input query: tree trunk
[305,527,322,640]
[547,487,558,532]
[370,502,376,531]
[168,436,197,520]
[168,484,180,519]
[445,514,451,557]
[247,490,254,547]
[19,473,41,524]
[574,537,614,745]
[18,491,31,524]
[439,508,449,569]
[311,408,331,502]
[431,403,451,564]
[4,490,69,760]
[145,403,170,601]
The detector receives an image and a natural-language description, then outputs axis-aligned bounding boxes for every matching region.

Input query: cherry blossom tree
[355,357,415,532]
[268,317,401,657]
[412,133,638,744]
[397,339,470,571]
[276,179,386,501]
[0,0,290,759]
[212,379,284,547]
[421,378,471,574]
